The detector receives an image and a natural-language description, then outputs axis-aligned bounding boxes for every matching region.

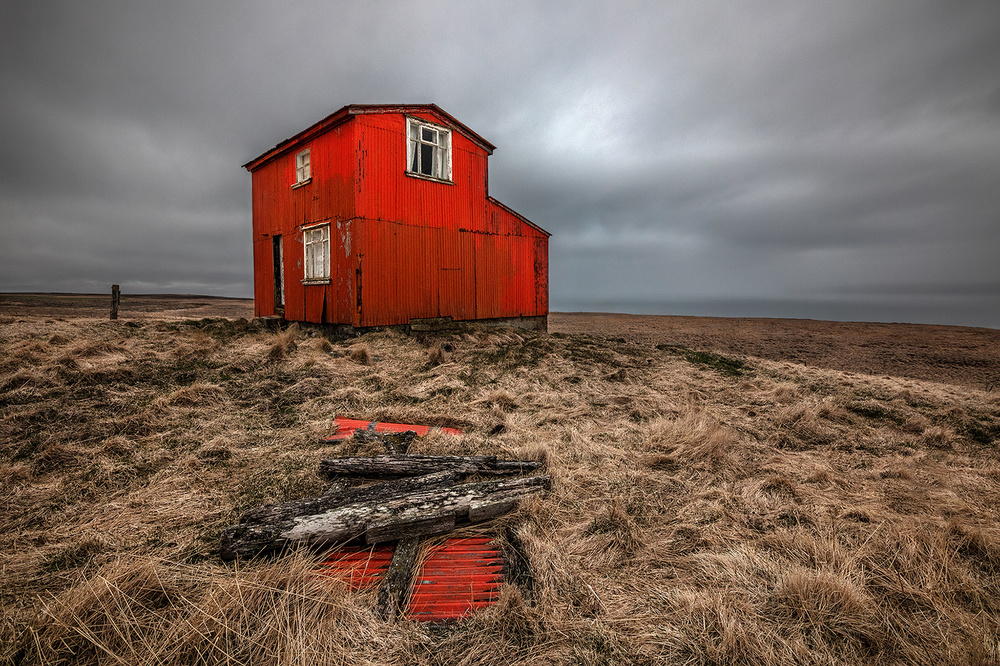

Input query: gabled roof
[242,104,497,172]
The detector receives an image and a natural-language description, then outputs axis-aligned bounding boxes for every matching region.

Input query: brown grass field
[2,293,1000,665]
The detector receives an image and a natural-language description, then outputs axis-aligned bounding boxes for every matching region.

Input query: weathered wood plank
[350,428,416,454]
[319,454,543,479]
[375,538,420,620]
[239,471,461,525]
[469,497,522,523]
[365,510,456,544]
[219,474,549,560]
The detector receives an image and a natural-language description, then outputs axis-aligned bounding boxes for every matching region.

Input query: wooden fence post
[110,284,120,320]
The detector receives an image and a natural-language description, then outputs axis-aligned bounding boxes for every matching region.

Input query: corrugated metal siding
[250,108,548,327]
[250,122,356,323]
[355,114,486,232]
[406,537,505,622]
[354,217,546,326]
[316,545,394,590]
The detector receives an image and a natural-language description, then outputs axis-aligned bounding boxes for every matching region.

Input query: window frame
[293,148,311,188]
[301,222,330,284]
[406,117,452,183]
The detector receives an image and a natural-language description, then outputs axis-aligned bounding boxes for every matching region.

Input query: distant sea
[552,296,1000,330]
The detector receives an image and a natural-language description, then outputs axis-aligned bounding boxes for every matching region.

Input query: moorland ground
[4,293,997,389]
[2,293,999,665]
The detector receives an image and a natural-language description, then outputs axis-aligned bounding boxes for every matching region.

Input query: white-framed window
[294,148,311,186]
[302,223,330,283]
[406,118,451,181]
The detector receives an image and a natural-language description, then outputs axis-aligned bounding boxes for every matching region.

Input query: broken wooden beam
[239,471,462,525]
[219,474,549,560]
[319,454,543,479]
[375,537,420,620]
[350,428,416,454]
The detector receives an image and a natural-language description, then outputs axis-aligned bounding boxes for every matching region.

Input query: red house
[243,104,549,331]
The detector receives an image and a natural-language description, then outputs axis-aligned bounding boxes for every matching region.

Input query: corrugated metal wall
[249,108,547,328]
[353,217,547,327]
[250,122,355,323]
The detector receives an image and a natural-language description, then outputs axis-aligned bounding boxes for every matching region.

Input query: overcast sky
[2,1,999,328]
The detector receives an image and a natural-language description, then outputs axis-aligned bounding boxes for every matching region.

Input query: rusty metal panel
[535,236,549,314]
[333,218,355,325]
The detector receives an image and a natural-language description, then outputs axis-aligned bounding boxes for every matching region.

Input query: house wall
[354,112,487,232]
[351,218,547,327]
[350,112,548,327]
[251,122,356,323]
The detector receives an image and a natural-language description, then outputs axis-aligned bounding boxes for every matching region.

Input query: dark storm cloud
[2,1,998,326]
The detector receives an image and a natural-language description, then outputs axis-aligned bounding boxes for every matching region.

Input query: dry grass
[3,314,1000,665]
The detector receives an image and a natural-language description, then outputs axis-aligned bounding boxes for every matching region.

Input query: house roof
[487,197,551,238]
[242,104,497,172]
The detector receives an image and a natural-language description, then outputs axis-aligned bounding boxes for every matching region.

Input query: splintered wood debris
[219,426,546,620]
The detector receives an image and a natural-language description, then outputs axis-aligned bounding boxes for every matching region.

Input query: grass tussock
[3,312,1000,664]
[349,343,372,365]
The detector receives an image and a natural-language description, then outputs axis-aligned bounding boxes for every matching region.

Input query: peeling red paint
[321,417,462,443]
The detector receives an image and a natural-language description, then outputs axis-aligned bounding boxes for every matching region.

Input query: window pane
[411,141,420,172]
[420,144,434,176]
[421,127,435,142]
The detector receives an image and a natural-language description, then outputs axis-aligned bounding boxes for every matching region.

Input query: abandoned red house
[243,104,549,331]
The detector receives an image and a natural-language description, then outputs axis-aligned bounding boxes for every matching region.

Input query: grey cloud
[2,1,999,326]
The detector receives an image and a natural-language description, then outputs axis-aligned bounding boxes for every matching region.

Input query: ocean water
[552,296,1000,330]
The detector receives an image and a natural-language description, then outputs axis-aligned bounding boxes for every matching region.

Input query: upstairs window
[302,223,329,283]
[407,118,451,181]
[294,148,311,186]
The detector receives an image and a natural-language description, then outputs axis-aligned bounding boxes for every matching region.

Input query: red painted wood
[320,417,462,443]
